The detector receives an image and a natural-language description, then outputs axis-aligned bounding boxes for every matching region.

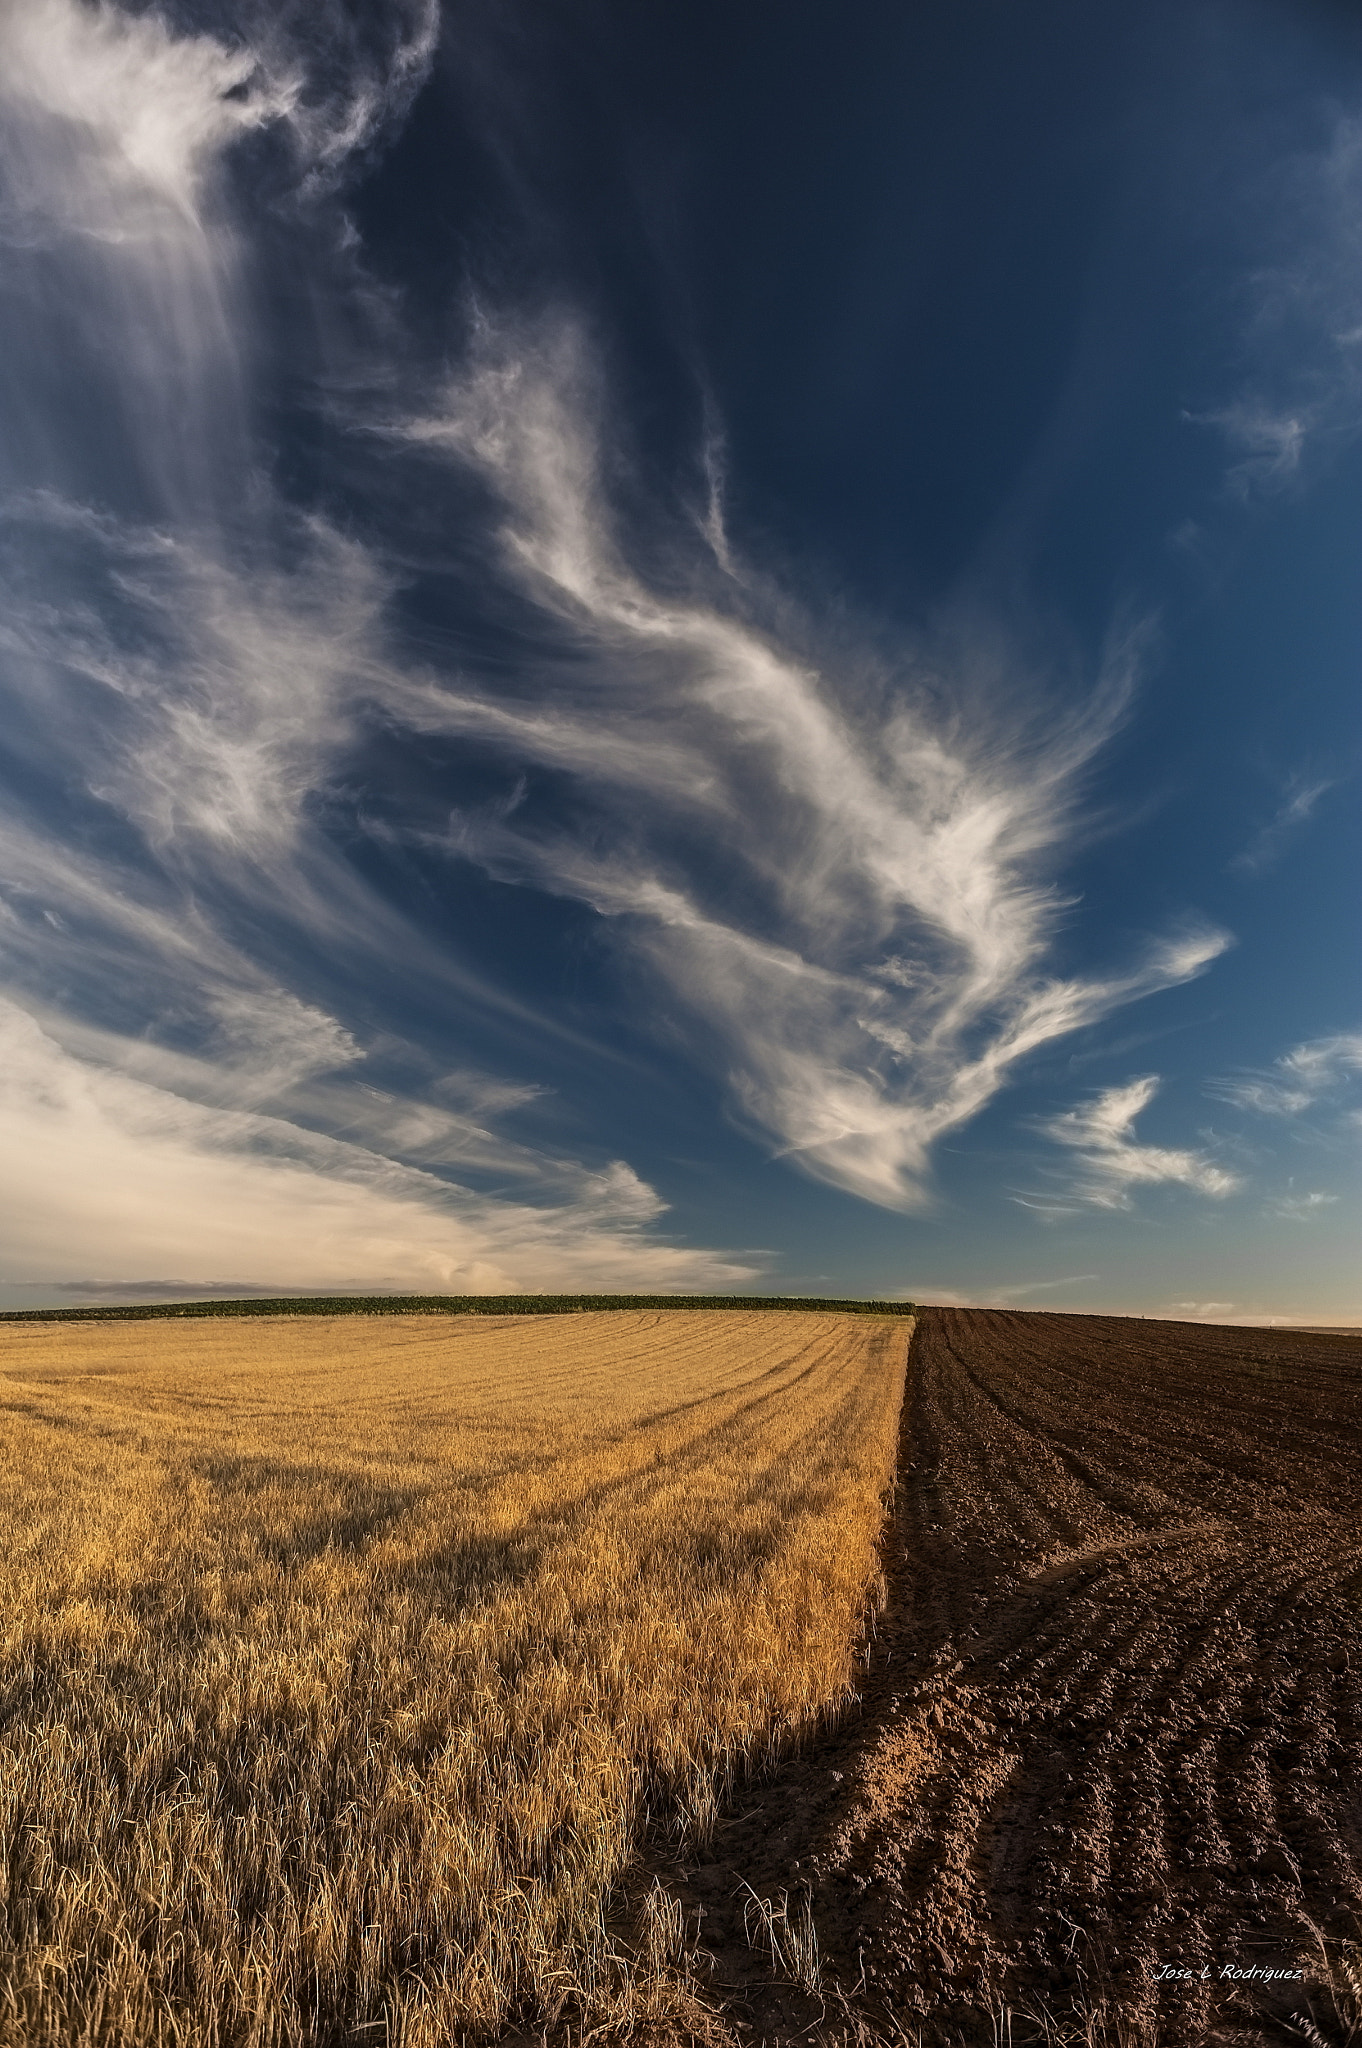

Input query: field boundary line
[0,1292,918,1327]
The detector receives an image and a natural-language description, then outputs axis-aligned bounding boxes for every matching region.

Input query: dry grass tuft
[1270,1927,1362,2046]
[738,1879,823,1995]
[0,1308,907,2046]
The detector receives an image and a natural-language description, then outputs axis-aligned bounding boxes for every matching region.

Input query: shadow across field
[194,1454,429,1565]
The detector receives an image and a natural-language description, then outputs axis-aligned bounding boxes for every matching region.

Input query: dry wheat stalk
[0,1309,908,2046]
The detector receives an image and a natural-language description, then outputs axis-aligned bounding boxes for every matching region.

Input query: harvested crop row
[0,1309,908,2048]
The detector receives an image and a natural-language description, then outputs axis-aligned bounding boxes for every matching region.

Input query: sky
[0,0,1358,1319]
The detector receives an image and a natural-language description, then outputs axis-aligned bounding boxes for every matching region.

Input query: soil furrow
[663,1307,1362,2047]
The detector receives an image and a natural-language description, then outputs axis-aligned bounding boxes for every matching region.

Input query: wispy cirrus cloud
[1210,1032,1362,1118]
[990,1273,1099,1301]
[0,0,1238,1301]
[1267,1185,1338,1222]
[1195,400,1308,495]
[1030,1075,1239,1211]
[0,0,751,1298]
[1229,771,1337,876]
[0,493,383,857]
[0,0,439,220]
[384,321,1230,1208]
[1200,110,1362,494]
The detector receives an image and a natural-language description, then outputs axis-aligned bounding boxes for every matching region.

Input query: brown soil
[651,1308,1362,2047]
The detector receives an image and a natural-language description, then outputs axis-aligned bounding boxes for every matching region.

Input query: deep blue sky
[0,0,1358,1316]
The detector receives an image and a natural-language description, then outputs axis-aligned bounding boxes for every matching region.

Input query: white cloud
[0,1,1240,1294]
[1201,110,1362,491]
[205,988,361,1097]
[0,0,284,227]
[1210,1032,1362,1117]
[387,321,1230,1208]
[0,4,758,1294]
[1230,772,1336,876]
[1036,1075,1239,1210]
[253,0,441,190]
[0,1,286,524]
[0,1001,749,1297]
[1196,401,1307,495]
[0,497,384,858]
[991,1273,1100,1300]
[0,0,440,221]
[1268,1186,1338,1222]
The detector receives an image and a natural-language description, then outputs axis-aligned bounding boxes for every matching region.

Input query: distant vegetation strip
[0,1291,916,1325]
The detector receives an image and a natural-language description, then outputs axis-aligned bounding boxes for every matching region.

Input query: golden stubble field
[0,1308,909,2048]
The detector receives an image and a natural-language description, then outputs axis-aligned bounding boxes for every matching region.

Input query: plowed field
[666,1309,1362,2047]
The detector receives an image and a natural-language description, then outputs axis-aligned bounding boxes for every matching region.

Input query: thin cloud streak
[1036,1076,1239,1209]
[1267,1186,1338,1222]
[1210,1032,1362,1118]
[1230,772,1336,875]
[991,1273,1100,1301]
[1204,110,1362,492]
